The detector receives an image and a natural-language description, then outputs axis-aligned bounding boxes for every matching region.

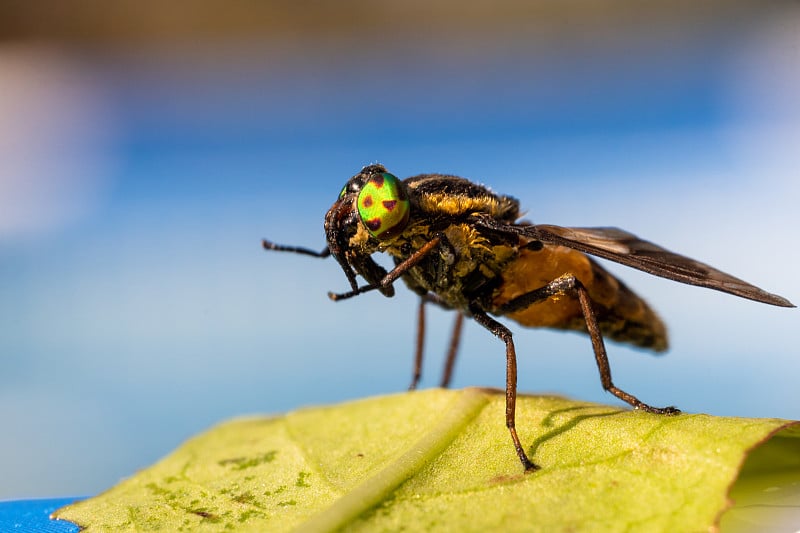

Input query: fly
[262,164,794,471]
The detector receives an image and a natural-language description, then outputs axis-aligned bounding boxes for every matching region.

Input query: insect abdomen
[492,243,668,352]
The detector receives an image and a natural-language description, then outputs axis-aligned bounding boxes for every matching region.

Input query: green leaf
[53,388,799,532]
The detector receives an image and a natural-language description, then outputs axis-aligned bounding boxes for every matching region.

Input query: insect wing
[528,225,794,308]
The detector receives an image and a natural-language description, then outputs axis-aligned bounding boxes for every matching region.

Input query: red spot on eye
[362,195,373,208]
[371,175,385,188]
[366,218,382,231]
[382,200,397,211]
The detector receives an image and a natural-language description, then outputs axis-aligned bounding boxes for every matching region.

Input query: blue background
[1,2,798,501]
[0,498,82,532]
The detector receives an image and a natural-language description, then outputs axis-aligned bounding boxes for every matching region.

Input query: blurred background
[0,0,798,499]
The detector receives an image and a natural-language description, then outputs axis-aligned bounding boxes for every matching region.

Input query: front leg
[329,234,445,301]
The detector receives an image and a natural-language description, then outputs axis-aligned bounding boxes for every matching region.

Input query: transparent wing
[523,225,794,308]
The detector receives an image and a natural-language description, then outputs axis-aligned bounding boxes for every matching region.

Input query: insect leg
[329,235,444,301]
[440,312,464,388]
[378,237,442,288]
[261,239,330,258]
[409,297,426,390]
[575,283,680,415]
[409,292,463,389]
[499,275,680,415]
[470,306,538,472]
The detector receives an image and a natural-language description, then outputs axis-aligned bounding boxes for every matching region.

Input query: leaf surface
[53,388,800,532]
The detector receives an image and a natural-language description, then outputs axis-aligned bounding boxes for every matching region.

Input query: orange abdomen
[492,243,668,352]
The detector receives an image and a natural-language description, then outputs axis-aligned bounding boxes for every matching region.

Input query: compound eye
[356,173,410,239]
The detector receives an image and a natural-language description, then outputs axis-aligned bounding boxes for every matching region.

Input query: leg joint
[497,273,584,315]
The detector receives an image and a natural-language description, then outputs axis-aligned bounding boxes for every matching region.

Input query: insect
[262,164,794,471]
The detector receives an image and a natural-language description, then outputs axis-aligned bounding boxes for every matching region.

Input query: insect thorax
[381,219,520,310]
[404,174,520,222]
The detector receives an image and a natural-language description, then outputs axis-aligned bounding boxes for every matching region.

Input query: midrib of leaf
[293,388,490,533]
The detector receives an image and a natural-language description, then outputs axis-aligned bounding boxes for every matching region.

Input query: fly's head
[324,164,411,296]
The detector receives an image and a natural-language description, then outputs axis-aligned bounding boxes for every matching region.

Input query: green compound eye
[338,184,348,199]
[356,173,410,239]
